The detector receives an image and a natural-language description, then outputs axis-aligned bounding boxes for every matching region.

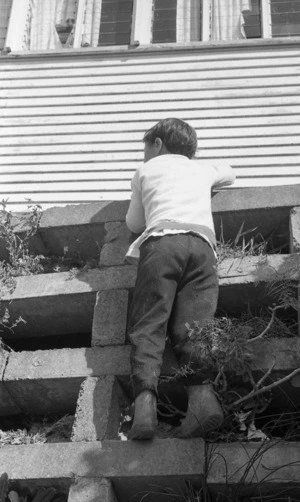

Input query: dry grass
[0,415,74,447]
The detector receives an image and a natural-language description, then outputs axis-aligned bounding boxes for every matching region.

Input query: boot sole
[128,426,156,440]
[173,413,223,438]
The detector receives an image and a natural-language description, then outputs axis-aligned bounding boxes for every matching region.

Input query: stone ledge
[3,186,299,260]
[207,441,300,485]
[1,439,300,499]
[1,338,299,416]
[0,439,205,480]
[1,255,298,339]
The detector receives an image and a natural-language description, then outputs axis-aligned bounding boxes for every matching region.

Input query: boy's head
[143,118,198,162]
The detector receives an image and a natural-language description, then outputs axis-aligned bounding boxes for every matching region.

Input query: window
[5,0,300,52]
[0,0,12,50]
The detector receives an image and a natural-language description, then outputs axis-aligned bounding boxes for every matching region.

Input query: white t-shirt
[126,154,235,264]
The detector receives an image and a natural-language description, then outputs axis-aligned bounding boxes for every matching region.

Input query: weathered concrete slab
[1,345,178,415]
[1,255,297,339]
[3,185,299,261]
[207,441,300,485]
[68,478,117,502]
[92,289,129,346]
[289,207,300,253]
[100,222,131,267]
[1,338,299,416]
[0,439,205,480]
[71,376,129,441]
[0,266,136,338]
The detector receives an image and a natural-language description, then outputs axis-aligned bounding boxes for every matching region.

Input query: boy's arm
[126,171,146,233]
[212,163,236,188]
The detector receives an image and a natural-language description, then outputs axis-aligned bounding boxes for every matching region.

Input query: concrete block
[71,376,130,441]
[289,207,300,253]
[4,186,300,262]
[218,254,299,315]
[212,184,300,213]
[1,338,300,417]
[92,290,128,346]
[100,222,131,266]
[1,254,298,339]
[68,477,117,502]
[2,346,131,416]
[207,441,300,485]
[0,266,136,338]
[0,439,205,480]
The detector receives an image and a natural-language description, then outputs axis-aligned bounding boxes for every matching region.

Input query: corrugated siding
[1,44,300,210]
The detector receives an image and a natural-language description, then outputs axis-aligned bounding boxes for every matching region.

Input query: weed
[0,200,44,279]
[216,222,269,264]
[0,414,73,446]
[0,200,43,336]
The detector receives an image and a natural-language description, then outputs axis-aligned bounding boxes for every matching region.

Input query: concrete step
[2,185,299,261]
[1,439,300,502]
[1,337,299,416]
[1,254,298,339]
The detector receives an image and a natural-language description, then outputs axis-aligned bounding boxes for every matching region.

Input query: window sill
[2,36,300,60]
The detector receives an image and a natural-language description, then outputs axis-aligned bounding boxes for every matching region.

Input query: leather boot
[173,384,223,438]
[128,390,158,440]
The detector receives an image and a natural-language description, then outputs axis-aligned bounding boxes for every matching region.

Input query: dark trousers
[128,233,219,399]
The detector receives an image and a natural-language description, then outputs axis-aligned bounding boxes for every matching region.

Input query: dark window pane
[98,0,133,46]
[0,0,13,50]
[243,0,262,38]
[152,0,177,43]
[270,0,300,36]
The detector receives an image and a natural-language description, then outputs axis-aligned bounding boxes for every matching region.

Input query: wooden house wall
[1,42,300,210]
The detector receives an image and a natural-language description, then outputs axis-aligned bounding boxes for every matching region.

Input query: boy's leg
[169,235,219,365]
[128,236,180,399]
[168,236,223,437]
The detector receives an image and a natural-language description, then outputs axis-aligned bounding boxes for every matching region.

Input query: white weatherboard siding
[1,42,300,211]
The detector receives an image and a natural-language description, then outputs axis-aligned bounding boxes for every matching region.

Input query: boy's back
[128,153,233,232]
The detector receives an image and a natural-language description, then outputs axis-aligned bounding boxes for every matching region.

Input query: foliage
[0,200,44,282]
[216,221,269,263]
[0,200,43,336]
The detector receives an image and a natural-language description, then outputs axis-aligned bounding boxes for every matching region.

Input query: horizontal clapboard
[1,43,300,210]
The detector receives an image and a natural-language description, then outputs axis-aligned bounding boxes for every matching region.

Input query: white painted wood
[2,110,300,131]
[261,0,272,39]
[3,77,300,103]
[6,56,300,80]
[2,46,300,72]
[3,124,300,146]
[202,0,210,41]
[2,43,300,210]
[73,0,86,49]
[0,171,135,182]
[2,134,300,156]
[2,166,300,185]
[3,95,300,118]
[3,64,300,88]
[131,0,152,44]
[0,180,130,193]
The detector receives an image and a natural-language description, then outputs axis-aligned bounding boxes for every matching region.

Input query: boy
[126,118,235,440]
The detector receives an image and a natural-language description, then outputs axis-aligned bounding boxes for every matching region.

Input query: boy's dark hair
[143,118,198,159]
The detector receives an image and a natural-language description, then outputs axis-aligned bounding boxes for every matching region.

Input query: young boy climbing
[125,118,236,440]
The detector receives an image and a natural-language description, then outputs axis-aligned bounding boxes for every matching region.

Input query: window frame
[4,0,296,52]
